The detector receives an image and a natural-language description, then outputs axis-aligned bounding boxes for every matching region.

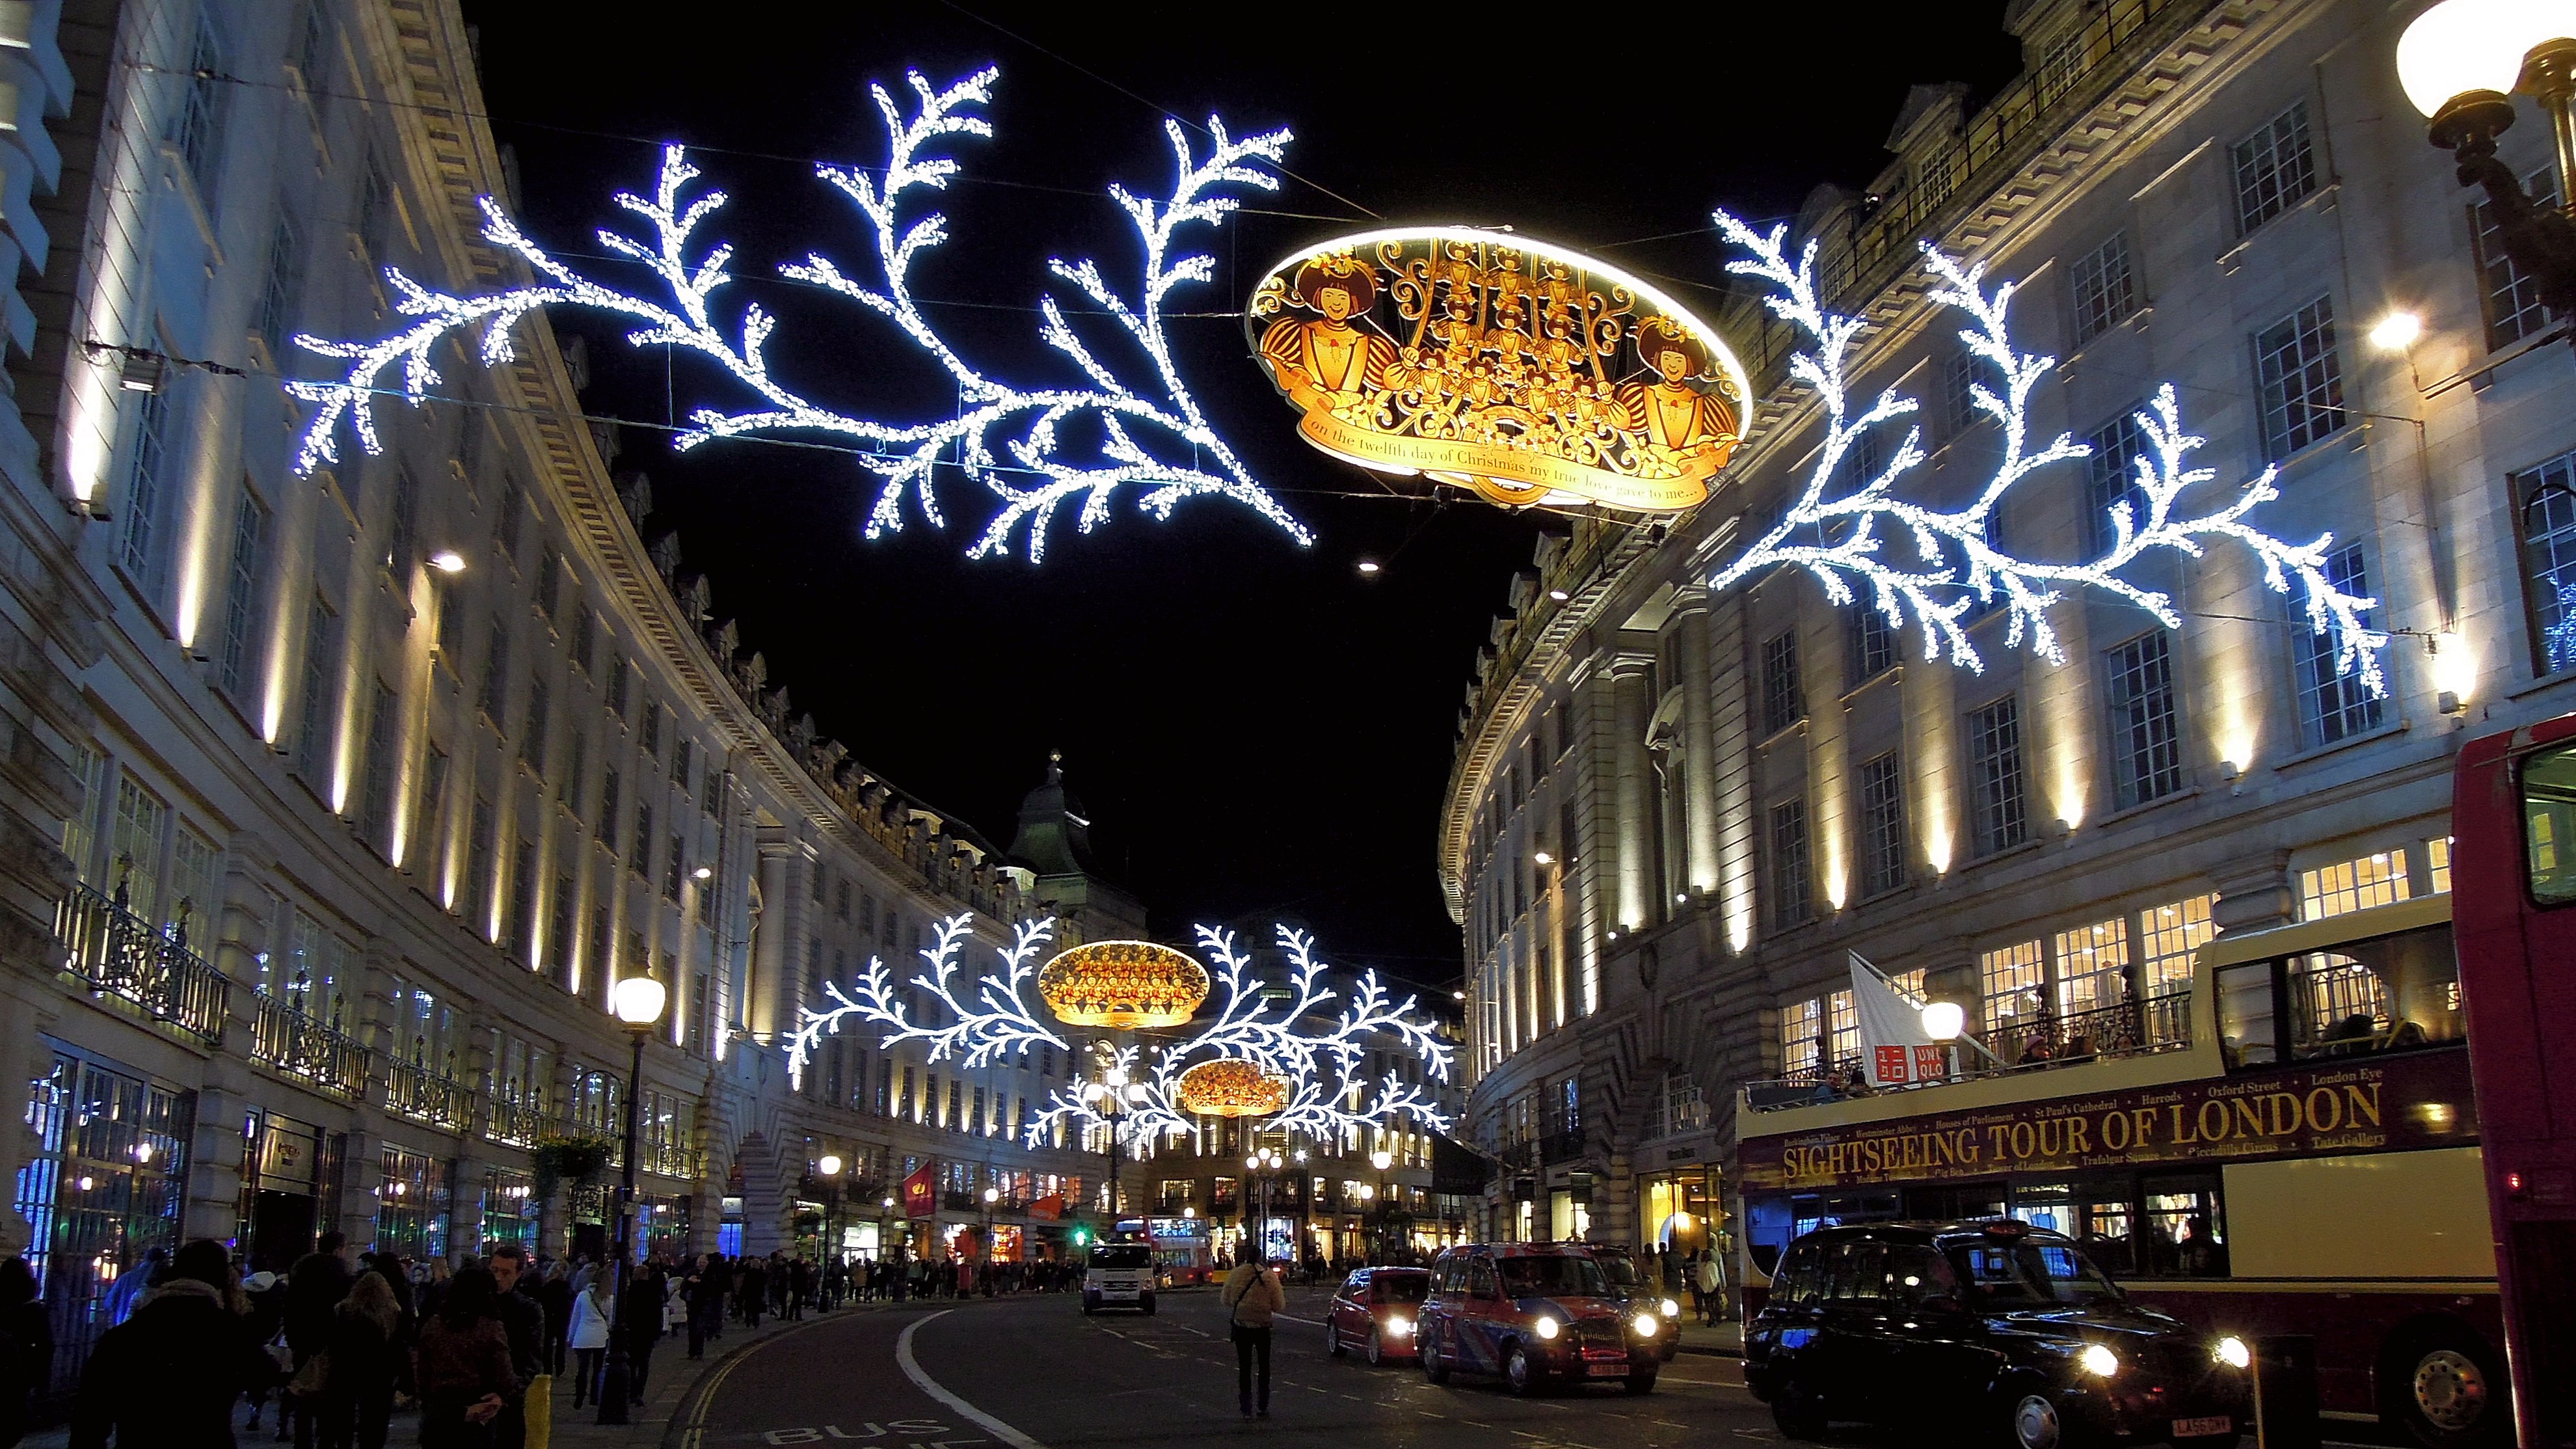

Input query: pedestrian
[69,1238,277,1447]
[567,1275,611,1409]
[239,1271,289,1435]
[1695,1250,1723,1325]
[413,1266,517,1449]
[98,1247,163,1330]
[684,1257,721,1361]
[0,1256,53,1447]
[317,1271,401,1449]
[736,1258,766,1329]
[536,1261,572,1377]
[483,1246,546,1449]
[786,1258,811,1321]
[1219,1251,1285,1420]
[284,1232,355,1449]
[1682,1249,1705,1322]
[617,1262,664,1405]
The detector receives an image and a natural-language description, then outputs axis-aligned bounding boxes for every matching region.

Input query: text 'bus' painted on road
[762,1424,980,1446]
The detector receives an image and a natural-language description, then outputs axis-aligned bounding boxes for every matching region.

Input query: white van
[1082,1241,1157,1315]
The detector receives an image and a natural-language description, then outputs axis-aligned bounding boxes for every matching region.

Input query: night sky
[453,3,2023,983]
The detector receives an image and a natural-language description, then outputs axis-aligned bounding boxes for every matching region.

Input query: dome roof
[1008,752,1097,878]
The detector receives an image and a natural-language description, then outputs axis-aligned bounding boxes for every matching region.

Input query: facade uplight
[429,550,468,573]
[1532,850,1554,865]
[693,865,712,880]
[2368,311,2424,351]
[1357,560,1382,575]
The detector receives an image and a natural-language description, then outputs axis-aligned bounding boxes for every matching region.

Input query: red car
[1326,1266,1432,1366]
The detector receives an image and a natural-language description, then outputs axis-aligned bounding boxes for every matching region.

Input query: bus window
[2523,738,2576,902]
[2011,1182,2074,1232]
[2138,1176,2229,1279]
[2219,926,2460,1068]
[1745,1195,1794,1276]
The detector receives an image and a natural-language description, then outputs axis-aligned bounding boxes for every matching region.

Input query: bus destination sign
[1739,1050,2476,1191]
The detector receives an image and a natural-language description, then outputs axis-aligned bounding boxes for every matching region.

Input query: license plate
[1586,1362,1628,1377]
[2172,1416,2233,1437]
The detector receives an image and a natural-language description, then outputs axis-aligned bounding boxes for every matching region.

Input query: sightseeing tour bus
[2452,718,2576,1449]
[1736,894,2502,1449]
[1115,1215,1215,1287]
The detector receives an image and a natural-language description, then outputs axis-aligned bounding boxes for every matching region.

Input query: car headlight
[1660,1297,1680,1318]
[2078,1344,2120,1378]
[1534,1316,1560,1340]
[1633,1312,1661,1337]
[1386,1316,1412,1336]
[2215,1336,2251,1369]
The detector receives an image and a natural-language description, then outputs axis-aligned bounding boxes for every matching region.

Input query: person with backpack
[318,1272,402,1449]
[69,1239,277,1446]
[411,1267,518,1449]
[1218,1251,1285,1420]
[565,1277,611,1411]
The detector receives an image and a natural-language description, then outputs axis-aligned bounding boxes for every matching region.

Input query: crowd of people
[49,1234,1058,1448]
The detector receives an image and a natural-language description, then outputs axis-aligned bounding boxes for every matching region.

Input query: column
[2210,850,2296,934]
[1611,654,1654,934]
[340,1128,384,1251]
[1710,593,1756,955]
[180,1082,247,1243]
[1672,590,1720,894]
[747,830,796,1044]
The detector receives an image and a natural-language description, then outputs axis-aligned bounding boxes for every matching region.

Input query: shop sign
[1738,1050,2476,1191]
[1246,230,1749,513]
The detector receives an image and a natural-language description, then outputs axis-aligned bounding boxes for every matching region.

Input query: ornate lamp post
[1371,1148,1395,1261]
[593,969,666,1426]
[816,1154,844,1272]
[1245,1147,1282,1262]
[2396,1,2576,325]
[981,1183,1001,1283]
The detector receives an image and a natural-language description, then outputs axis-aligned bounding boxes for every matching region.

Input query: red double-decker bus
[2449,720,2576,1449]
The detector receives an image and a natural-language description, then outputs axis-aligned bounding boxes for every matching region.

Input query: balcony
[1741,992,2195,1113]
[55,884,228,1046]
[1541,1129,1586,1163]
[485,1095,548,1149]
[250,991,371,1100]
[385,1059,477,1132]
[641,1140,704,1182]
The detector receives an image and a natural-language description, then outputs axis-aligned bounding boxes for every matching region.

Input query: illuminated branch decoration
[784,915,1453,1152]
[1706,213,2389,694]
[288,66,1312,563]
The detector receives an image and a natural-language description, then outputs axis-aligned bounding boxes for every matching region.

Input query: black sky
[453,2,2024,982]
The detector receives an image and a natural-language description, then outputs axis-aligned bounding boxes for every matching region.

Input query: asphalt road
[685,1285,1773,1449]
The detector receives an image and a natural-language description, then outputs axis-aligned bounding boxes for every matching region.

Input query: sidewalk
[1672,1318,1744,1357]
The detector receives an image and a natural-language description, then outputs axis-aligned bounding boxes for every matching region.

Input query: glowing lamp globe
[1036,940,1209,1029]
[1371,1150,1393,1172]
[1921,1000,1966,1041]
[2396,0,2576,141]
[611,973,667,1027]
[1174,1057,1291,1118]
[817,1154,843,1177]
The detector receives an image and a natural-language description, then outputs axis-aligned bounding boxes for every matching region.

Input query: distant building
[1447,0,2559,1274]
[0,0,1118,1394]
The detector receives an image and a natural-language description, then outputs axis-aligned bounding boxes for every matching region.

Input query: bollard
[2251,1334,2321,1449]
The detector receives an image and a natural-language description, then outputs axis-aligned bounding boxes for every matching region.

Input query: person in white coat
[567,1278,613,1409]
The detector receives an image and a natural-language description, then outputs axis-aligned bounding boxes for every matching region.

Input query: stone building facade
[1446,0,2571,1275]
[0,0,1121,1392]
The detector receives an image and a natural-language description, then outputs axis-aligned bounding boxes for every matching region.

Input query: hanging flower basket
[533,1133,615,1200]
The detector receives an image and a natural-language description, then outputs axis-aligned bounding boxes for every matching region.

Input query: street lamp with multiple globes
[593,968,666,1426]
[2395,1,2576,325]
[814,1153,845,1269]
[1370,1148,1395,1260]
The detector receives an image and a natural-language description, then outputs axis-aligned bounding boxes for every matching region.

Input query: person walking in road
[566,1275,611,1410]
[1220,1251,1285,1420]
[69,1238,278,1447]
[318,1271,401,1449]
[412,1266,518,1449]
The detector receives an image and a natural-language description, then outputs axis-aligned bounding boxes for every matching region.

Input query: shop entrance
[242,1112,327,1275]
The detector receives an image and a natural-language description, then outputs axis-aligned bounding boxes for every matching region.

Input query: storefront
[639,1195,690,1260]
[237,1109,333,1275]
[1637,1163,1717,1260]
[375,1143,453,1262]
[480,1168,539,1252]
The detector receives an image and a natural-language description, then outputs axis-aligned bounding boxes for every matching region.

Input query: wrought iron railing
[1742,992,2194,1111]
[385,1059,477,1131]
[249,991,371,1098]
[1541,1130,1586,1164]
[55,883,228,1046]
[485,1096,549,1148]
[641,1140,703,1181]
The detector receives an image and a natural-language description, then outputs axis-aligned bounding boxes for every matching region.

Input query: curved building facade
[1445,0,2575,1280]
[0,0,1121,1390]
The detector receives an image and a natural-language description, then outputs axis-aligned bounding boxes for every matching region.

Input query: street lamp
[594,969,666,1426]
[2396,1,2576,328]
[982,1183,1001,1276]
[1371,1148,1395,1260]
[815,1154,846,1280]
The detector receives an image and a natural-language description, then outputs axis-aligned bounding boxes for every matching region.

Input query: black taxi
[1418,1243,1661,1395]
[1745,1220,2251,1449]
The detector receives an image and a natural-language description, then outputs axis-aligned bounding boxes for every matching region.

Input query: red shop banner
[1738,1048,2478,1192]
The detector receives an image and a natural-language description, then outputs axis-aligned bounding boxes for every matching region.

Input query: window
[168,826,219,940]
[494,478,523,567]
[217,489,266,696]
[1858,752,1907,898]
[2294,544,2383,744]
[1778,997,1821,1077]
[2071,231,2137,343]
[572,603,595,674]
[118,389,171,588]
[1939,350,1986,438]
[703,765,723,818]
[641,705,662,760]
[289,0,329,81]
[109,774,167,920]
[1849,421,1887,481]
[631,803,654,877]
[2428,835,2452,894]
[2053,916,2130,1017]
[2254,298,2346,461]
[595,768,619,846]
[1979,938,2046,1038]
[2231,100,2316,235]
[418,746,449,873]
[2141,893,2216,998]
[1825,989,1858,1075]
[2083,402,2150,560]
[293,597,336,783]
[665,833,685,902]
[606,653,629,718]
[1966,696,2028,856]
[2104,632,2182,810]
[468,794,497,930]
[1767,800,1812,929]
[673,738,692,790]
[533,552,559,622]
[1845,603,1895,686]
[357,152,394,261]
[519,677,548,773]
[386,468,419,580]
[2472,168,2561,350]
[1761,630,1802,737]
[559,730,585,809]
[257,217,303,358]
[478,616,511,721]
[2300,851,2410,920]
[172,15,226,197]
[359,682,397,844]
[62,744,101,879]
[2513,449,2576,674]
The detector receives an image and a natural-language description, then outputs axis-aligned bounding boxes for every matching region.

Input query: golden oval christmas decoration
[1246,228,1751,515]
[1174,1057,1291,1118]
[1036,940,1211,1029]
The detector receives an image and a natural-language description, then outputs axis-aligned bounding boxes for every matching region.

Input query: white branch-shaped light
[288,66,1312,564]
[1706,215,2388,694]
[786,914,1451,1154]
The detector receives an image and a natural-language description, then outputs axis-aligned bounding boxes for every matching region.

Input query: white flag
[1849,952,1950,1087]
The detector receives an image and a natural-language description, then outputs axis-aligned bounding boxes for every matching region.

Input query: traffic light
[1071,1226,1090,1246]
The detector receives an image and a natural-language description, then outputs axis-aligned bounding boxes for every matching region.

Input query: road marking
[1275,1312,1326,1327]
[1175,1324,1211,1337]
[894,1311,1050,1449]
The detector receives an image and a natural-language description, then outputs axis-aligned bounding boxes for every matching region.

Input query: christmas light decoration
[781,915,1453,1152]
[1037,940,1209,1029]
[1174,1057,1291,1118]
[286,67,1312,563]
[1707,213,2390,695]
